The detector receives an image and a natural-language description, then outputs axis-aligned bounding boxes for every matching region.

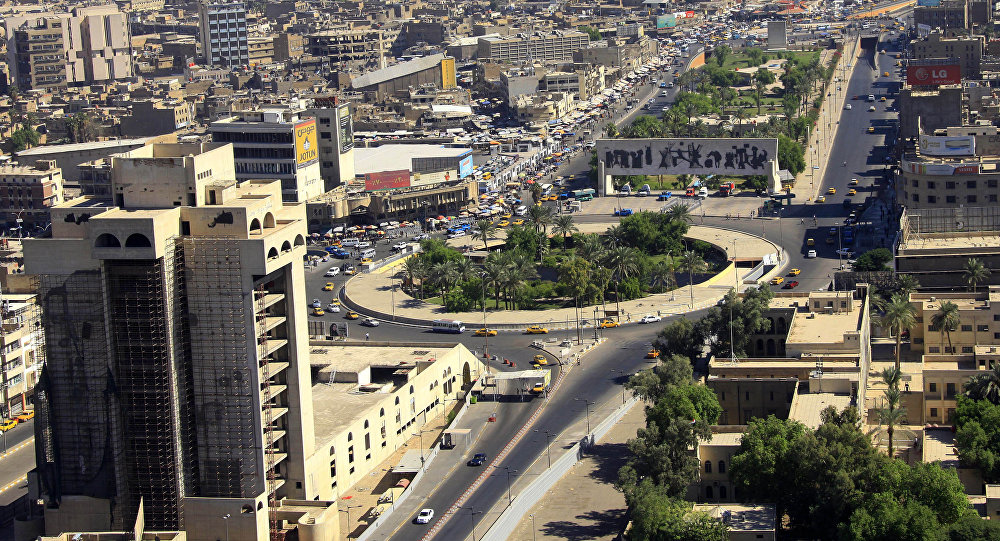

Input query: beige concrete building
[303,99,355,191]
[211,108,324,203]
[119,100,196,137]
[5,6,132,90]
[21,142,322,539]
[0,160,63,228]
[477,31,590,63]
[0,292,43,419]
[306,27,401,70]
[541,66,606,101]
[911,31,983,78]
[198,0,249,69]
[691,504,776,541]
[305,178,478,227]
[897,125,1000,210]
[894,207,1000,289]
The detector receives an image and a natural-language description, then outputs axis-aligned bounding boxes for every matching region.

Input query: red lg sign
[907,64,960,85]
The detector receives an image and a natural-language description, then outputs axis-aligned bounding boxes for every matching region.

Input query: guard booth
[441,428,472,449]
[485,370,552,401]
[595,137,782,197]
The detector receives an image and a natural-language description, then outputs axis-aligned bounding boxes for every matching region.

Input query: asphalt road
[0,420,35,506]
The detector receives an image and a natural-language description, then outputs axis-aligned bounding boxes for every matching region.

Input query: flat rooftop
[353,144,471,176]
[15,137,150,156]
[789,392,852,429]
[310,345,451,444]
[898,232,1000,252]
[691,504,775,532]
[786,302,863,344]
[702,431,743,447]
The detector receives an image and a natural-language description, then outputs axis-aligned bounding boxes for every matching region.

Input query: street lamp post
[222,513,231,541]
[480,272,489,358]
[502,466,518,504]
[529,513,537,541]
[575,398,595,434]
[612,369,626,404]
[467,506,484,541]
[534,429,554,468]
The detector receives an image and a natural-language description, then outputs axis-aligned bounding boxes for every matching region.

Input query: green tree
[10,123,39,151]
[753,79,766,115]
[964,257,991,293]
[956,395,1000,481]
[777,133,806,176]
[580,25,602,41]
[746,47,765,66]
[877,292,916,370]
[946,513,1000,540]
[471,219,498,252]
[841,492,941,541]
[754,67,776,86]
[624,115,666,138]
[853,248,894,271]
[606,245,641,320]
[652,317,701,360]
[875,367,906,456]
[626,480,729,541]
[648,258,677,294]
[966,362,1000,404]
[896,274,921,297]
[931,301,961,353]
[694,286,773,358]
[552,214,578,245]
[730,415,809,523]
[402,256,427,299]
[713,44,731,67]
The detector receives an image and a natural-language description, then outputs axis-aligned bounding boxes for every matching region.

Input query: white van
[342,238,360,248]
[698,186,709,198]
[360,248,376,260]
[515,205,528,216]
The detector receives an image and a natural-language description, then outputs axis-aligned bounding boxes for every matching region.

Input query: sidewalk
[504,401,644,541]
[343,225,781,328]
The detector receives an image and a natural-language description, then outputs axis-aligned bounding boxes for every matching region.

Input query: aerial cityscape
[1,0,1000,539]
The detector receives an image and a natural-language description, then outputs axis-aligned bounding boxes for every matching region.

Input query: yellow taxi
[531,383,547,393]
[771,276,784,285]
[474,328,498,337]
[883,71,890,77]
[815,195,826,203]
[827,187,836,195]
[867,127,875,134]
[345,267,358,275]
[848,189,857,196]
[525,325,549,334]
[323,282,335,291]
[533,354,548,365]
[498,220,510,227]
[360,257,373,265]
[0,418,17,432]
[501,212,512,219]
[646,349,660,359]
[346,311,360,320]
[16,410,34,422]
[788,268,801,276]
[807,238,815,246]
[512,219,525,226]
[599,319,620,328]
[311,307,325,316]
[330,298,341,306]
[880,96,887,102]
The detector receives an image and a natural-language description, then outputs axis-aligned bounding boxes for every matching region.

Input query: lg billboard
[907,64,961,86]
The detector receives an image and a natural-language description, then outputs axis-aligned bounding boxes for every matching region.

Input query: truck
[572,188,596,201]
[719,182,736,196]
[528,369,552,394]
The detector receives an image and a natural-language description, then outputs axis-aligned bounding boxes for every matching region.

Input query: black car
[467,453,487,466]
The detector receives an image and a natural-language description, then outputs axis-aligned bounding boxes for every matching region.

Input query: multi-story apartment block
[210,108,324,203]
[306,27,402,70]
[119,100,196,137]
[0,293,43,420]
[910,31,983,78]
[0,160,64,228]
[198,1,249,69]
[477,31,590,63]
[897,125,1000,209]
[302,99,355,191]
[23,142,320,537]
[5,6,132,90]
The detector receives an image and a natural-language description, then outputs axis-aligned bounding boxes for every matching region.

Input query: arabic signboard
[338,104,354,154]
[656,15,677,28]
[907,64,961,86]
[597,138,778,176]
[919,135,975,156]
[459,154,473,178]
[295,119,319,166]
[902,160,981,175]
[365,169,411,191]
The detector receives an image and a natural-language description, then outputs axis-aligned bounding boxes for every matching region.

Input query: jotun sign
[597,138,778,177]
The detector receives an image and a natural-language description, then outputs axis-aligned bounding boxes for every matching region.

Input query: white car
[325,267,341,277]
[836,248,854,257]
[416,509,434,524]
[639,315,662,324]
[844,103,852,110]
[360,317,380,327]
[868,105,876,112]
[807,249,817,258]
[393,242,408,251]
[356,241,372,249]
[414,233,430,241]
[311,298,322,309]
[327,304,341,313]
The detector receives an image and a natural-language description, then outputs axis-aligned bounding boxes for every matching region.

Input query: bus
[540,183,553,196]
[572,188,596,201]
[432,320,466,333]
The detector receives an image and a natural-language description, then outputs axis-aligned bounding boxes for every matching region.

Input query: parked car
[614,208,633,217]
[639,314,662,324]
[807,249,817,258]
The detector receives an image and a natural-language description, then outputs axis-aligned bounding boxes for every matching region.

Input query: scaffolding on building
[902,206,1000,244]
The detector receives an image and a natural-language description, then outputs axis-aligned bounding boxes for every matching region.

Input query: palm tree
[753,79,766,115]
[877,389,906,457]
[529,183,543,204]
[678,250,707,308]
[402,256,426,299]
[553,215,578,245]
[665,204,693,224]
[604,224,627,248]
[896,274,920,297]
[454,257,476,282]
[966,362,1000,404]
[430,260,460,297]
[605,245,640,320]
[575,235,607,262]
[527,204,553,234]
[877,292,917,370]
[472,219,499,252]
[931,301,961,354]
[482,255,506,309]
[649,258,678,293]
[964,257,991,294]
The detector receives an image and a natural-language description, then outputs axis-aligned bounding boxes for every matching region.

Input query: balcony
[261,383,287,403]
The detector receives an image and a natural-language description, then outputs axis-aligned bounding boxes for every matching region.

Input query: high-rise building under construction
[21,142,322,539]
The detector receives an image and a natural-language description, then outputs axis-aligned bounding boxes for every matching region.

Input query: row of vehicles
[1,409,34,432]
